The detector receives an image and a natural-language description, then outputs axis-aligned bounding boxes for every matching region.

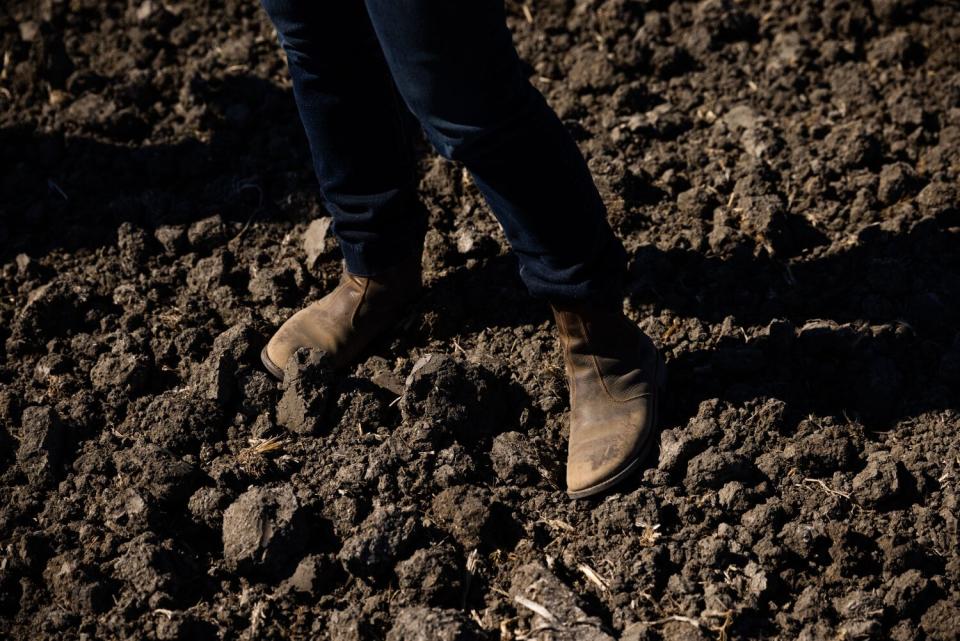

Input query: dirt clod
[221,484,310,576]
[280,554,338,597]
[510,563,614,641]
[187,215,227,250]
[877,162,920,205]
[91,347,152,394]
[852,451,910,508]
[489,431,539,486]
[431,485,504,551]
[337,504,421,578]
[302,217,332,270]
[395,544,463,607]
[685,447,756,491]
[400,353,504,440]
[386,607,484,641]
[113,442,198,507]
[276,348,333,434]
[16,405,65,485]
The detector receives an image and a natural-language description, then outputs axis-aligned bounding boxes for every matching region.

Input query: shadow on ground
[0,74,315,262]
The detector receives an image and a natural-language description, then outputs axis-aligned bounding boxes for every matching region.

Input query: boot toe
[262,316,313,379]
[566,432,634,495]
[566,409,655,498]
[261,345,285,380]
[264,331,293,374]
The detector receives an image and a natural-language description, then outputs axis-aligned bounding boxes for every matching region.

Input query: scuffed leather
[553,305,661,495]
[265,258,421,377]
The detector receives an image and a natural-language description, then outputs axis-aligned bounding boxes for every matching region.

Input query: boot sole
[261,347,285,381]
[567,348,667,500]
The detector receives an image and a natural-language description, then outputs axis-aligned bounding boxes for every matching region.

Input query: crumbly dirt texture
[1,1,959,639]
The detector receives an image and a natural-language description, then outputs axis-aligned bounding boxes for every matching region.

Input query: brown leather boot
[261,257,422,380]
[552,304,665,499]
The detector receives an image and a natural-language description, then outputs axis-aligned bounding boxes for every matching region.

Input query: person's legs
[260,0,425,275]
[261,0,660,499]
[259,0,425,378]
[363,0,627,307]
[363,0,661,499]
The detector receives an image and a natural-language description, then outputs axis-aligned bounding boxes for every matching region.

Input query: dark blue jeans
[260,0,627,305]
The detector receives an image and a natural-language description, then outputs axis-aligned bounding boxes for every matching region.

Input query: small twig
[469,609,484,628]
[47,178,69,201]
[705,609,734,641]
[514,595,556,622]
[578,564,609,592]
[238,436,286,463]
[800,477,851,500]
[231,211,259,243]
[638,614,702,628]
[461,549,479,609]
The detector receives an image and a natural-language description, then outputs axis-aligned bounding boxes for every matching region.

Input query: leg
[363,0,627,306]
[259,0,424,380]
[260,0,425,274]
[363,0,661,499]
